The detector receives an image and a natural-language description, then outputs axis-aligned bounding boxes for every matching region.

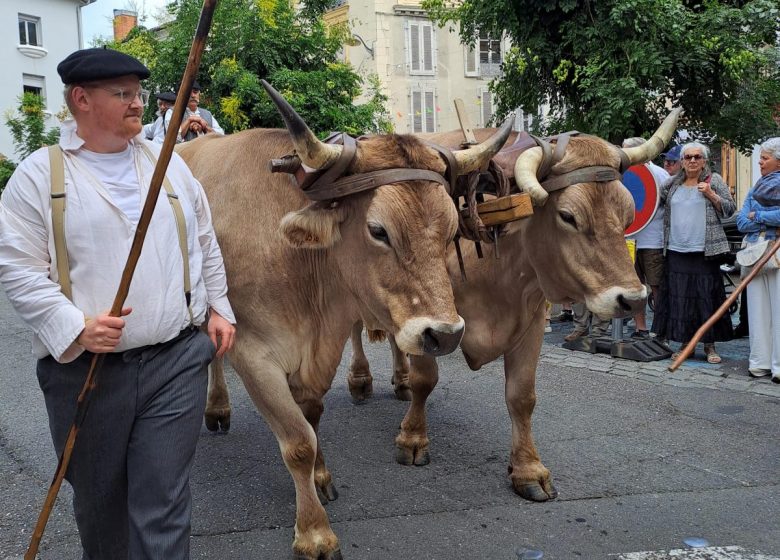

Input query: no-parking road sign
[623,164,661,237]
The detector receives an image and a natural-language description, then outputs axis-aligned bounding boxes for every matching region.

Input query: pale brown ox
[347,110,681,502]
[176,84,514,559]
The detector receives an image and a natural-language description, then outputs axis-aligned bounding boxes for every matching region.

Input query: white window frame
[23,74,46,100]
[18,14,42,47]
[410,86,437,133]
[407,19,436,76]
[513,107,537,133]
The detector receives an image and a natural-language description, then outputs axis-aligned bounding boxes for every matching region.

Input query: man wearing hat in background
[160,79,224,143]
[0,47,236,559]
[662,144,682,177]
[144,90,177,143]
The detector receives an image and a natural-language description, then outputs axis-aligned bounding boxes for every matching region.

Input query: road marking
[612,545,779,559]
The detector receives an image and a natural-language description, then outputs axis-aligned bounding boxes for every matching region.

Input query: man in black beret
[162,78,224,142]
[0,47,235,559]
[144,91,177,143]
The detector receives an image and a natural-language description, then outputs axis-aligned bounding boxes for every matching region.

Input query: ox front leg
[347,321,374,403]
[235,355,341,560]
[395,354,437,466]
[504,335,558,502]
[388,334,411,401]
[205,356,231,432]
[299,398,338,504]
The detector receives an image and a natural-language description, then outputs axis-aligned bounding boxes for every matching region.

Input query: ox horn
[453,114,515,174]
[261,80,342,170]
[513,147,550,206]
[621,107,683,165]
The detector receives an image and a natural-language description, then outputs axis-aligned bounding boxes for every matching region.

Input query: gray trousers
[572,302,610,335]
[36,327,214,560]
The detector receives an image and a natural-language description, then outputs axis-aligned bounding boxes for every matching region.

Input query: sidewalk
[544,314,780,399]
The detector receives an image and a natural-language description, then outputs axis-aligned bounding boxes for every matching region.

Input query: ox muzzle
[395,317,466,356]
[586,286,648,320]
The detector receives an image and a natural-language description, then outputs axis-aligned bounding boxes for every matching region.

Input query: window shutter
[464,45,478,77]
[481,90,493,127]
[424,91,435,132]
[412,91,423,133]
[422,24,433,73]
[410,23,420,73]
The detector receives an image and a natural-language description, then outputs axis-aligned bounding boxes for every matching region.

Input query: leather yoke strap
[48,145,72,301]
[541,166,622,192]
[304,168,450,201]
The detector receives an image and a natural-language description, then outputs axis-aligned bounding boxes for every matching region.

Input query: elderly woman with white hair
[652,141,736,363]
[737,137,780,383]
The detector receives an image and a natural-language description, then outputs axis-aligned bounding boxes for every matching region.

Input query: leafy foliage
[4,93,60,161]
[103,0,390,136]
[422,0,780,150]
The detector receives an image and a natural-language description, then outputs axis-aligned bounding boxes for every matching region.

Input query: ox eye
[368,223,390,246]
[559,211,577,229]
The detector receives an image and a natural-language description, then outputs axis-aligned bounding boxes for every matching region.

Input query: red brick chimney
[113,9,138,42]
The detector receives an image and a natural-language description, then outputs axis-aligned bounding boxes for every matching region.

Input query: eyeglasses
[683,154,704,161]
[89,86,150,106]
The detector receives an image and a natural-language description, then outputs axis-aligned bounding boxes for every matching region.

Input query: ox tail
[367,329,387,343]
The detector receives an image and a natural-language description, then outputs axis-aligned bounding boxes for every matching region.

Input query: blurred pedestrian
[143,91,176,143]
[652,142,735,362]
[661,145,682,176]
[160,79,224,143]
[737,137,780,382]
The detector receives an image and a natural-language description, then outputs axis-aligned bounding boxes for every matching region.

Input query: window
[479,31,502,78]
[408,20,435,76]
[411,88,436,133]
[479,89,494,127]
[464,31,503,78]
[19,15,41,47]
[23,74,46,102]
[514,108,537,133]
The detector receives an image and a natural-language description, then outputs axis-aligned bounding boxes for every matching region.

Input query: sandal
[704,345,721,364]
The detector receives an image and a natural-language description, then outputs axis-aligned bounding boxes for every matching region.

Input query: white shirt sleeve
[0,153,86,362]
[210,115,224,136]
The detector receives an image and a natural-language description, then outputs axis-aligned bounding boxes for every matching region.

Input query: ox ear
[279,202,348,249]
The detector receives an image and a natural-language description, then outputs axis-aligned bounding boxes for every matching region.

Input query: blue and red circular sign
[623,164,660,236]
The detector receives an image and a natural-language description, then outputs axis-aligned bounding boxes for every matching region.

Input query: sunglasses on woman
[683,154,704,161]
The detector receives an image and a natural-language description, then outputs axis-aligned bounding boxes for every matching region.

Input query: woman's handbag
[736,230,780,271]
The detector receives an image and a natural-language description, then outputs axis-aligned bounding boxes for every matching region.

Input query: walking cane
[24,1,219,557]
[669,236,780,371]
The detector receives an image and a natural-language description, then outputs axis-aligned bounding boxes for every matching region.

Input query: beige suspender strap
[48,145,73,301]
[138,144,193,324]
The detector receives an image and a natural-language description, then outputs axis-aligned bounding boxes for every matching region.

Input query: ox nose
[615,293,647,318]
[422,324,465,356]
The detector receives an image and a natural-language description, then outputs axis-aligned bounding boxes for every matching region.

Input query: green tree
[423,0,780,150]
[5,92,60,160]
[106,0,391,135]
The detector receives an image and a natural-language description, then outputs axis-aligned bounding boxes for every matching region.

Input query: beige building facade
[324,0,535,135]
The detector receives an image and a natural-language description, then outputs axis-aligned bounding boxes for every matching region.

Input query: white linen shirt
[0,119,235,363]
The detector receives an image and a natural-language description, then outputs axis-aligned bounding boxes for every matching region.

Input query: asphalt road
[1,291,778,560]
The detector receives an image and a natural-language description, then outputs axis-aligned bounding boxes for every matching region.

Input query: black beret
[176,80,202,94]
[156,91,177,102]
[57,47,150,84]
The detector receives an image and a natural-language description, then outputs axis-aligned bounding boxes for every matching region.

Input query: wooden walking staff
[669,236,780,371]
[24,1,219,557]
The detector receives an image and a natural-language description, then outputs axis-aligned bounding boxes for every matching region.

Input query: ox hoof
[292,550,343,560]
[316,482,339,504]
[204,408,231,432]
[347,375,374,404]
[395,444,430,466]
[512,480,559,502]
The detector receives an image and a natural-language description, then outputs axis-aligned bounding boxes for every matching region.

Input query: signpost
[623,164,661,237]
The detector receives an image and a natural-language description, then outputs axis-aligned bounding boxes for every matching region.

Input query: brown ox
[347,110,680,502]
[176,84,513,559]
